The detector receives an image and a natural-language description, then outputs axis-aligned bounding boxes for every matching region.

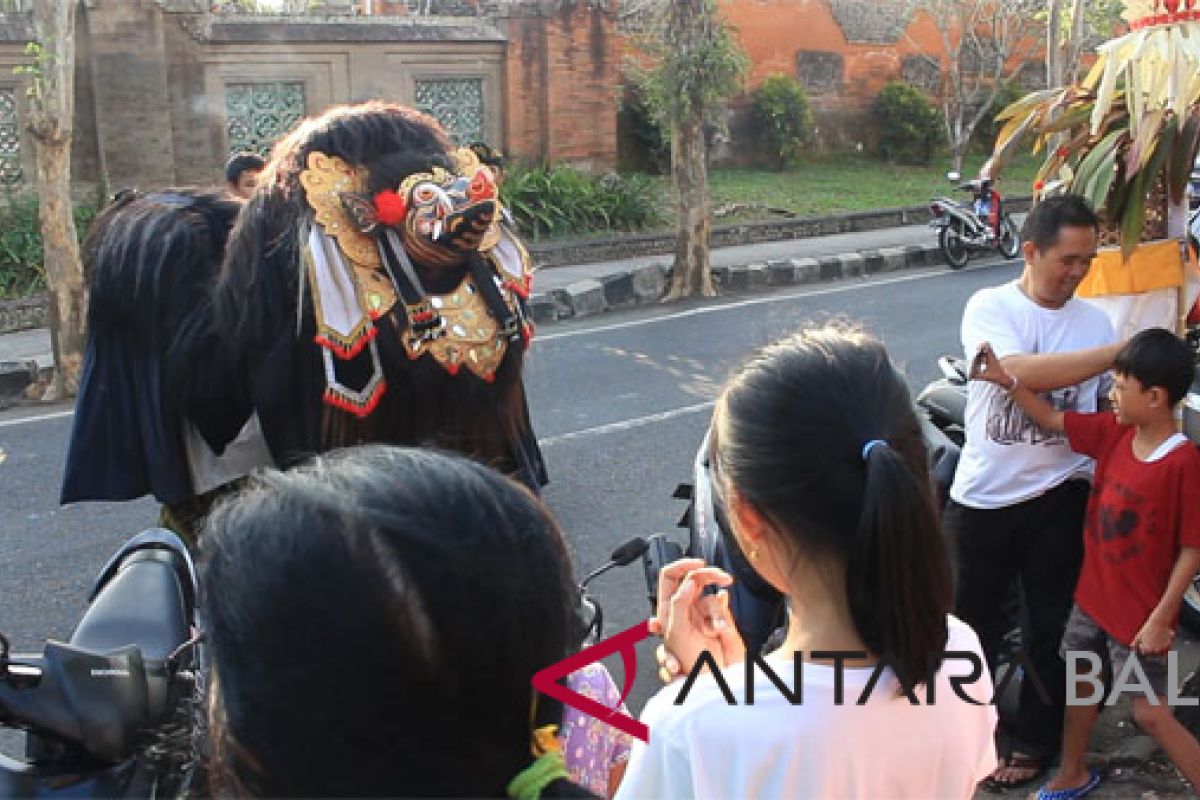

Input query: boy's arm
[970,343,1066,432]
[999,343,1123,394]
[1132,547,1200,654]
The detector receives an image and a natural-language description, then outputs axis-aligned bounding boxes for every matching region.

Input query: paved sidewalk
[532,222,935,294]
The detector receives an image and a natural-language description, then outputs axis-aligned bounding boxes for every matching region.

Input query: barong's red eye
[374,190,407,227]
[468,168,497,202]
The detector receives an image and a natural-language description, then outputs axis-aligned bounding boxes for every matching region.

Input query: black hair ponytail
[716,325,953,693]
[849,440,952,692]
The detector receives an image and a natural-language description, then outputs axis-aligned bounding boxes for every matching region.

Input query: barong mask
[299,148,532,416]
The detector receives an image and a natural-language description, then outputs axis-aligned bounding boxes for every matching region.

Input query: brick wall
[717,0,1045,151]
[4,1,622,194]
[498,2,619,170]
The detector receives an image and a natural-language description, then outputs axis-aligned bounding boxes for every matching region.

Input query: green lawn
[695,151,1042,223]
[709,153,1039,217]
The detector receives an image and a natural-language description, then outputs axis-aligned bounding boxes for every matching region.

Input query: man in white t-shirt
[946,195,1122,789]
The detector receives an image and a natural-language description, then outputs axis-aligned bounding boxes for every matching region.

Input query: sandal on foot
[1033,769,1102,800]
[981,752,1047,790]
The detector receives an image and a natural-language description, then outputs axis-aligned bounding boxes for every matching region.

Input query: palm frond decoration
[986,0,1200,261]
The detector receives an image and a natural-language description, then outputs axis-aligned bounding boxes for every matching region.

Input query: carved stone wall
[901,55,941,93]
[0,0,618,196]
[827,0,915,44]
[796,51,844,94]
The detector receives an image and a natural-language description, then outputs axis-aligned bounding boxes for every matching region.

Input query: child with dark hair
[973,328,1200,799]
[224,151,265,199]
[201,445,594,798]
[619,325,997,799]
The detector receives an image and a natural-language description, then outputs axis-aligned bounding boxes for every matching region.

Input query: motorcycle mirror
[946,171,961,182]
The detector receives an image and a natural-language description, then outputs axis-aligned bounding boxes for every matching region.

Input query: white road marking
[535,266,963,342]
[0,409,74,429]
[538,401,715,446]
[0,260,1004,432]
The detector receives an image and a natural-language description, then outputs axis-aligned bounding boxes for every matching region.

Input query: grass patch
[524,151,1042,242]
[703,151,1041,221]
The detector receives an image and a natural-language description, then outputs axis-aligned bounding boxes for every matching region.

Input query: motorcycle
[0,529,202,798]
[929,174,1022,270]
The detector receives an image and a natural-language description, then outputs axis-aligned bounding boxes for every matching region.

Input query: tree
[633,0,747,301]
[21,1,85,400]
[904,0,1043,173]
[1045,0,1124,88]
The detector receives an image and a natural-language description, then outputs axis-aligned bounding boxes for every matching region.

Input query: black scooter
[0,529,201,798]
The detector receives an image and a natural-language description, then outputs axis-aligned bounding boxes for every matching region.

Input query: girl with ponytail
[617,326,997,799]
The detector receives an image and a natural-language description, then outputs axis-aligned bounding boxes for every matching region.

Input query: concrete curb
[529,242,945,325]
[528,196,1034,268]
[0,360,39,403]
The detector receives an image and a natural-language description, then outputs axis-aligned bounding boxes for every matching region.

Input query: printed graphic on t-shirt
[985,386,1077,446]
[1091,477,1150,565]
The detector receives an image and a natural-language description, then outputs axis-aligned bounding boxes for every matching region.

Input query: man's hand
[970,342,1017,389]
[1131,615,1175,656]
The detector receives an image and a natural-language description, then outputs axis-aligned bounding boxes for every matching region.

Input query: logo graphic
[531,621,651,743]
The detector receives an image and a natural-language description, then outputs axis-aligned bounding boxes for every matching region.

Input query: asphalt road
[0,256,1014,698]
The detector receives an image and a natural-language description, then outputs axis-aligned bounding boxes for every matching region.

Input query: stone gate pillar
[82,0,176,189]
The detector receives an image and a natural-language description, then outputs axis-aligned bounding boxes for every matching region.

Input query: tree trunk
[1046,0,1064,88]
[1064,0,1088,82]
[26,0,84,400]
[663,115,715,301]
[35,137,85,398]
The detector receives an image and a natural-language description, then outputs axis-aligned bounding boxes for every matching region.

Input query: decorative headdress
[298,148,533,417]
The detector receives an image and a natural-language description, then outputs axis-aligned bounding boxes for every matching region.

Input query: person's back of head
[1021,194,1100,252]
[1114,327,1196,408]
[712,324,953,691]
[201,445,580,797]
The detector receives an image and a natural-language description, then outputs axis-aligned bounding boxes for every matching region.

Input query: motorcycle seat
[69,549,189,663]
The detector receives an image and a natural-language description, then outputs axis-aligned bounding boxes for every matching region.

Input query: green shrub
[500,164,663,239]
[0,189,101,299]
[618,86,670,174]
[751,74,812,169]
[874,82,944,165]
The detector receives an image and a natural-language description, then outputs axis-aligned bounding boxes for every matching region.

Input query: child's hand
[1131,616,1175,655]
[970,343,1016,389]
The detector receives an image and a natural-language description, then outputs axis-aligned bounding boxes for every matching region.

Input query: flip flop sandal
[981,752,1048,791]
[1033,769,1103,800]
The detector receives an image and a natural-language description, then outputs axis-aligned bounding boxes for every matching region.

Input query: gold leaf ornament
[299,152,382,270]
[299,152,396,315]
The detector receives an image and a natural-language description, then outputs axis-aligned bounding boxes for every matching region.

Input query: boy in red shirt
[973,327,1200,800]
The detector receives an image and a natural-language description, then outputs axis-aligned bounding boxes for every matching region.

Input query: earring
[749,546,760,562]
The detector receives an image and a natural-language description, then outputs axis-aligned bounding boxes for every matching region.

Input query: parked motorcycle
[0,529,201,798]
[929,174,1022,269]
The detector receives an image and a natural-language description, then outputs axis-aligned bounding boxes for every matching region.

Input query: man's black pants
[945,479,1089,760]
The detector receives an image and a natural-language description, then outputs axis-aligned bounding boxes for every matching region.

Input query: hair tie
[861,439,888,461]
